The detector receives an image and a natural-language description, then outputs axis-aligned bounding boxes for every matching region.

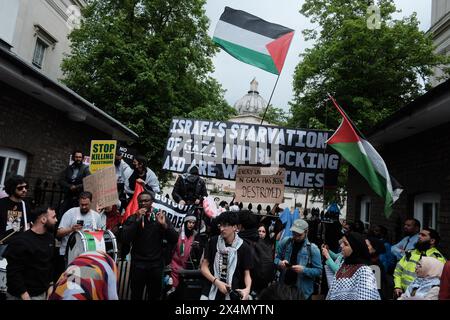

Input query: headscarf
[367,236,386,255]
[399,257,444,300]
[344,232,371,265]
[48,251,118,300]
[180,214,197,256]
[419,256,444,278]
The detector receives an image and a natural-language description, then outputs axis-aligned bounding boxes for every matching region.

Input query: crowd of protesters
[1,151,449,301]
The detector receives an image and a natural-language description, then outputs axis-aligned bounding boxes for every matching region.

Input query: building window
[32,38,48,68]
[414,193,439,230]
[0,148,28,190]
[359,196,371,229]
[32,24,58,69]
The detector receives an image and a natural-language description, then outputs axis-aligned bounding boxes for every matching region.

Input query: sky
[204,0,433,111]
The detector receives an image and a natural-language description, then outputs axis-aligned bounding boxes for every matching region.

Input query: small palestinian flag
[213,7,294,75]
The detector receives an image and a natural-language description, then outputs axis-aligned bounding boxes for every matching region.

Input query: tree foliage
[61,0,228,176]
[260,106,289,126]
[290,0,450,132]
[187,99,237,121]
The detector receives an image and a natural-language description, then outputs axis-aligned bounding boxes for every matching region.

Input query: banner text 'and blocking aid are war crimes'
[163,118,341,189]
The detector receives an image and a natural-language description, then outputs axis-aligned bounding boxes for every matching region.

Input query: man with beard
[391,218,420,261]
[172,166,207,206]
[274,219,322,300]
[0,175,30,241]
[56,192,102,274]
[4,207,57,300]
[394,228,446,298]
[59,150,90,216]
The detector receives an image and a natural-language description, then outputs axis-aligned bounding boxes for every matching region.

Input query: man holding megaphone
[122,191,178,300]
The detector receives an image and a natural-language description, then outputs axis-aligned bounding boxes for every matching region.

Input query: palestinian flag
[326,95,403,217]
[213,7,294,75]
[121,182,144,224]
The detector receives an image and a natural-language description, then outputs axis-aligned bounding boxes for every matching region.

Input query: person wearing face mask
[172,166,208,206]
[117,154,160,202]
[326,232,380,300]
[393,228,446,298]
[59,150,91,216]
[274,219,322,300]
[398,256,444,300]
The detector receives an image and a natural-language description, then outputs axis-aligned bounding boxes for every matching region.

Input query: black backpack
[251,240,275,291]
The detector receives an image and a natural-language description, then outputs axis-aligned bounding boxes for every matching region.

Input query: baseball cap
[290,219,309,234]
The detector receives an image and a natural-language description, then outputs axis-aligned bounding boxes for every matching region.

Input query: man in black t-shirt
[200,211,253,300]
[0,175,30,242]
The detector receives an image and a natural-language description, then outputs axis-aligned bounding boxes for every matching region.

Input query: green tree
[61,0,226,176]
[187,94,237,121]
[290,0,449,132]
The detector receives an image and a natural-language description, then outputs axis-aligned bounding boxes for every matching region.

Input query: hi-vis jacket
[394,247,446,291]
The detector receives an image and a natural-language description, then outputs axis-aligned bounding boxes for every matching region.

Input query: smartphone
[76,219,84,226]
[228,288,242,300]
[285,262,292,268]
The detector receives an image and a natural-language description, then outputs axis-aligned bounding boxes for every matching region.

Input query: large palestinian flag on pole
[326,95,403,217]
[213,7,294,75]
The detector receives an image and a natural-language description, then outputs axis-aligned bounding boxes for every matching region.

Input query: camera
[228,289,242,300]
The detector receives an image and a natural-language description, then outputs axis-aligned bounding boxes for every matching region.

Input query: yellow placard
[89,140,117,173]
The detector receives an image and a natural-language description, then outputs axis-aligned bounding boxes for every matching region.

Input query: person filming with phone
[56,192,103,277]
[122,191,178,300]
[274,219,322,300]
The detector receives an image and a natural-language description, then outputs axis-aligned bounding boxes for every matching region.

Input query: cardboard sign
[235,166,285,204]
[89,140,117,173]
[83,166,119,209]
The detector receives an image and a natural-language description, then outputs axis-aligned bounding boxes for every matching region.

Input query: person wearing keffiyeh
[200,211,253,300]
[326,232,380,300]
[169,214,197,291]
[48,251,118,300]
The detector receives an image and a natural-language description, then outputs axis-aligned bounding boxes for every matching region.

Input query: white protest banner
[235,166,285,203]
[153,193,192,231]
[83,166,118,209]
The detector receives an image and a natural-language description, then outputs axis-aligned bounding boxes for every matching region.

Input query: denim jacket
[274,237,322,299]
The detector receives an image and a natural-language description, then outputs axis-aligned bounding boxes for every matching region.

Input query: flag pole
[260,73,281,125]
[327,93,367,139]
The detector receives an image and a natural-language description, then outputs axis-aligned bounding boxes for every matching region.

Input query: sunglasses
[16,185,28,191]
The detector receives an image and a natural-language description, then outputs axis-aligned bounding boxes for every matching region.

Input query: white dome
[234,78,267,115]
